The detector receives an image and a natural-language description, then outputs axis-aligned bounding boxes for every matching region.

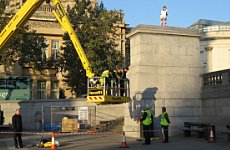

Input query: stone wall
[201,97,230,133]
[0,99,125,130]
[201,69,230,133]
[124,25,202,137]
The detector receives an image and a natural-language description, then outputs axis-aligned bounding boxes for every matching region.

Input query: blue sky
[98,0,230,28]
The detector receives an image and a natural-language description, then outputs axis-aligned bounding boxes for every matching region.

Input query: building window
[0,80,6,89]
[37,81,47,99]
[42,39,48,62]
[51,81,59,99]
[51,40,60,60]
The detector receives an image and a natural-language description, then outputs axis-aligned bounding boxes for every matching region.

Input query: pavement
[0,131,230,150]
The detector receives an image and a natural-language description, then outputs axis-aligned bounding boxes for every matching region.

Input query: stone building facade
[189,19,230,73]
[190,19,230,136]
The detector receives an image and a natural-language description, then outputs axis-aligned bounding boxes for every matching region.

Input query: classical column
[205,46,213,72]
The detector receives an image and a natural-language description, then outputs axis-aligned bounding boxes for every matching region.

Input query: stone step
[95,117,124,132]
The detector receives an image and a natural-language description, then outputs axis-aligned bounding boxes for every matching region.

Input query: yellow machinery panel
[87,95,130,104]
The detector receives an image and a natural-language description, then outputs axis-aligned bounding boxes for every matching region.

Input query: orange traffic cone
[120,131,129,148]
[209,127,215,143]
[50,132,57,150]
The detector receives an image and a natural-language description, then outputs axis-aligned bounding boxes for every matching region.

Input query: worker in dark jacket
[120,67,129,96]
[12,109,23,148]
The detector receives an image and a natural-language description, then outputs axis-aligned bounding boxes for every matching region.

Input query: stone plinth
[124,25,202,137]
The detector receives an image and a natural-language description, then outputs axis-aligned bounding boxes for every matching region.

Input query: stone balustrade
[202,69,230,87]
[201,69,230,98]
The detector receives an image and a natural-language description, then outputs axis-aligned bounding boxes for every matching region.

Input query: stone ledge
[127,24,201,38]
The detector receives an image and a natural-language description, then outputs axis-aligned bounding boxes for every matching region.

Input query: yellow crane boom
[0,0,94,77]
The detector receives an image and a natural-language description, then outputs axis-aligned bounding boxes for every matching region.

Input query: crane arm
[0,0,45,50]
[0,0,94,78]
[51,0,94,77]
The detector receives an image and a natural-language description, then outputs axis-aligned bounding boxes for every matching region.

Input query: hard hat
[55,140,60,147]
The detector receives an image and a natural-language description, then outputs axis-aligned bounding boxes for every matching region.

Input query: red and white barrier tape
[125,130,161,133]
[0,131,117,136]
[0,130,161,136]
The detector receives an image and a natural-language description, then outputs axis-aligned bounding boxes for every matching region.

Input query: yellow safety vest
[161,112,169,126]
[142,109,152,126]
[100,70,110,84]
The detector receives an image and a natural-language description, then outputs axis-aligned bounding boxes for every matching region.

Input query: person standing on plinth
[160,5,168,26]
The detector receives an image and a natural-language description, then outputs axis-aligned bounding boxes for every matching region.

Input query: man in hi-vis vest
[161,107,170,143]
[137,107,153,145]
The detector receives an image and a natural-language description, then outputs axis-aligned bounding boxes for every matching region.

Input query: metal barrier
[2,105,125,133]
[88,77,130,97]
[42,106,96,132]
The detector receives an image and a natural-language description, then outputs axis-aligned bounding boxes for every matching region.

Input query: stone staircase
[95,117,124,133]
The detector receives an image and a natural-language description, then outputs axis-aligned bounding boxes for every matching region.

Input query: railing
[87,77,130,97]
[199,25,230,33]
[201,69,230,98]
[202,69,230,87]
